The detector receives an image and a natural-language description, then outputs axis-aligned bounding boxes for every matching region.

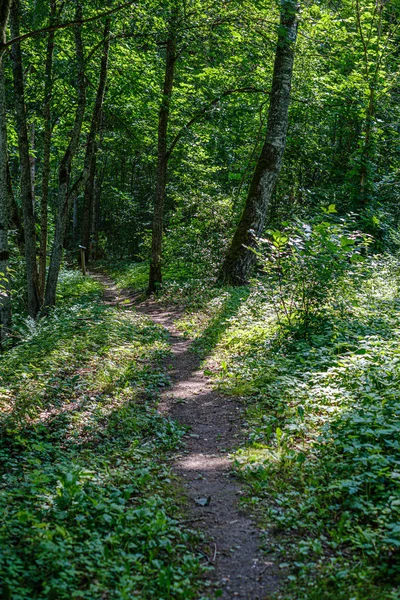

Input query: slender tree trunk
[7,160,24,251]
[80,19,110,263]
[91,157,105,260]
[219,0,299,285]
[359,88,374,204]
[39,0,56,301]
[90,169,100,260]
[29,122,35,204]
[0,1,12,343]
[147,34,177,294]
[72,195,78,242]
[357,0,383,206]
[10,0,41,317]
[44,4,86,309]
[81,152,96,259]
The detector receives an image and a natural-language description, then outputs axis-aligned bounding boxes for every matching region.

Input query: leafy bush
[253,208,371,333]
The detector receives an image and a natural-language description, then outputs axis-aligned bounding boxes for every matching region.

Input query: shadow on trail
[132,285,282,599]
[82,270,281,597]
[189,287,250,360]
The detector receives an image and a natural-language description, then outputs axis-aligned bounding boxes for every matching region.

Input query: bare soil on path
[92,272,281,600]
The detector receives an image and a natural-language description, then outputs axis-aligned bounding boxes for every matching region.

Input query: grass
[96,260,150,293]
[97,259,221,311]
[168,255,400,599]
[0,270,204,600]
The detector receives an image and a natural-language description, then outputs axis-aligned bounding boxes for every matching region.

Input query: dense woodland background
[0,0,400,598]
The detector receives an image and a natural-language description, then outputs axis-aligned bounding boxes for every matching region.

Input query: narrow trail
[93,272,281,600]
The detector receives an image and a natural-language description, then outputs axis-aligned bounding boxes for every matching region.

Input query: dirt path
[93,273,281,599]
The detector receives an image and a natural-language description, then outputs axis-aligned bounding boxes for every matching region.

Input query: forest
[0,0,399,598]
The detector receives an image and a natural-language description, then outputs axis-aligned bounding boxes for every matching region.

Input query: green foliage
[163,194,232,283]
[176,287,250,358]
[96,261,150,294]
[253,212,372,333]
[0,270,203,599]
[3,0,400,595]
[175,255,400,598]
[100,255,230,312]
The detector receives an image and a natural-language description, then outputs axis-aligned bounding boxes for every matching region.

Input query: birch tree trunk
[0,0,12,344]
[219,0,299,285]
[44,4,86,309]
[39,0,56,301]
[147,34,177,294]
[10,0,41,317]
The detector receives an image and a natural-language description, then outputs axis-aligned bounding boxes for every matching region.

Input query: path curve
[93,272,281,600]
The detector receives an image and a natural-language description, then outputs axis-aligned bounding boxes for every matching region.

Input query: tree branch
[1,0,136,49]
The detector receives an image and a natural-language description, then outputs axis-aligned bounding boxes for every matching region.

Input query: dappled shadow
[1,309,164,422]
[1,271,263,600]
[0,305,202,599]
[189,287,250,359]
[17,270,280,599]
[0,394,198,598]
[226,302,400,597]
[132,290,282,599]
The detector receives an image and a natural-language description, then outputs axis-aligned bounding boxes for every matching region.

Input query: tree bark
[80,19,110,262]
[359,88,374,204]
[81,152,96,259]
[0,1,12,343]
[29,122,35,204]
[7,160,24,251]
[147,34,177,294]
[39,0,56,302]
[10,0,41,317]
[219,0,299,285]
[91,156,105,260]
[44,3,86,309]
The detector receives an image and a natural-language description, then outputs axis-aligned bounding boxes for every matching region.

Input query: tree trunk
[147,34,177,294]
[356,0,383,206]
[219,0,299,285]
[0,1,12,344]
[72,194,78,242]
[90,174,100,260]
[91,158,104,260]
[10,0,41,317]
[80,19,110,263]
[7,159,24,251]
[39,0,56,302]
[29,122,35,205]
[44,4,86,309]
[81,152,96,259]
[359,88,374,204]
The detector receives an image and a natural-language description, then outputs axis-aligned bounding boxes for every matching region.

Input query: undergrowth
[0,270,203,599]
[23,251,400,598]
[98,259,221,311]
[172,255,400,599]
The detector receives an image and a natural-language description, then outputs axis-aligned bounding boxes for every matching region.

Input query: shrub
[253,207,372,333]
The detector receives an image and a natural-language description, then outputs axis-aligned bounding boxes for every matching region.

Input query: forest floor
[99,258,400,600]
[2,259,399,600]
[94,271,281,599]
